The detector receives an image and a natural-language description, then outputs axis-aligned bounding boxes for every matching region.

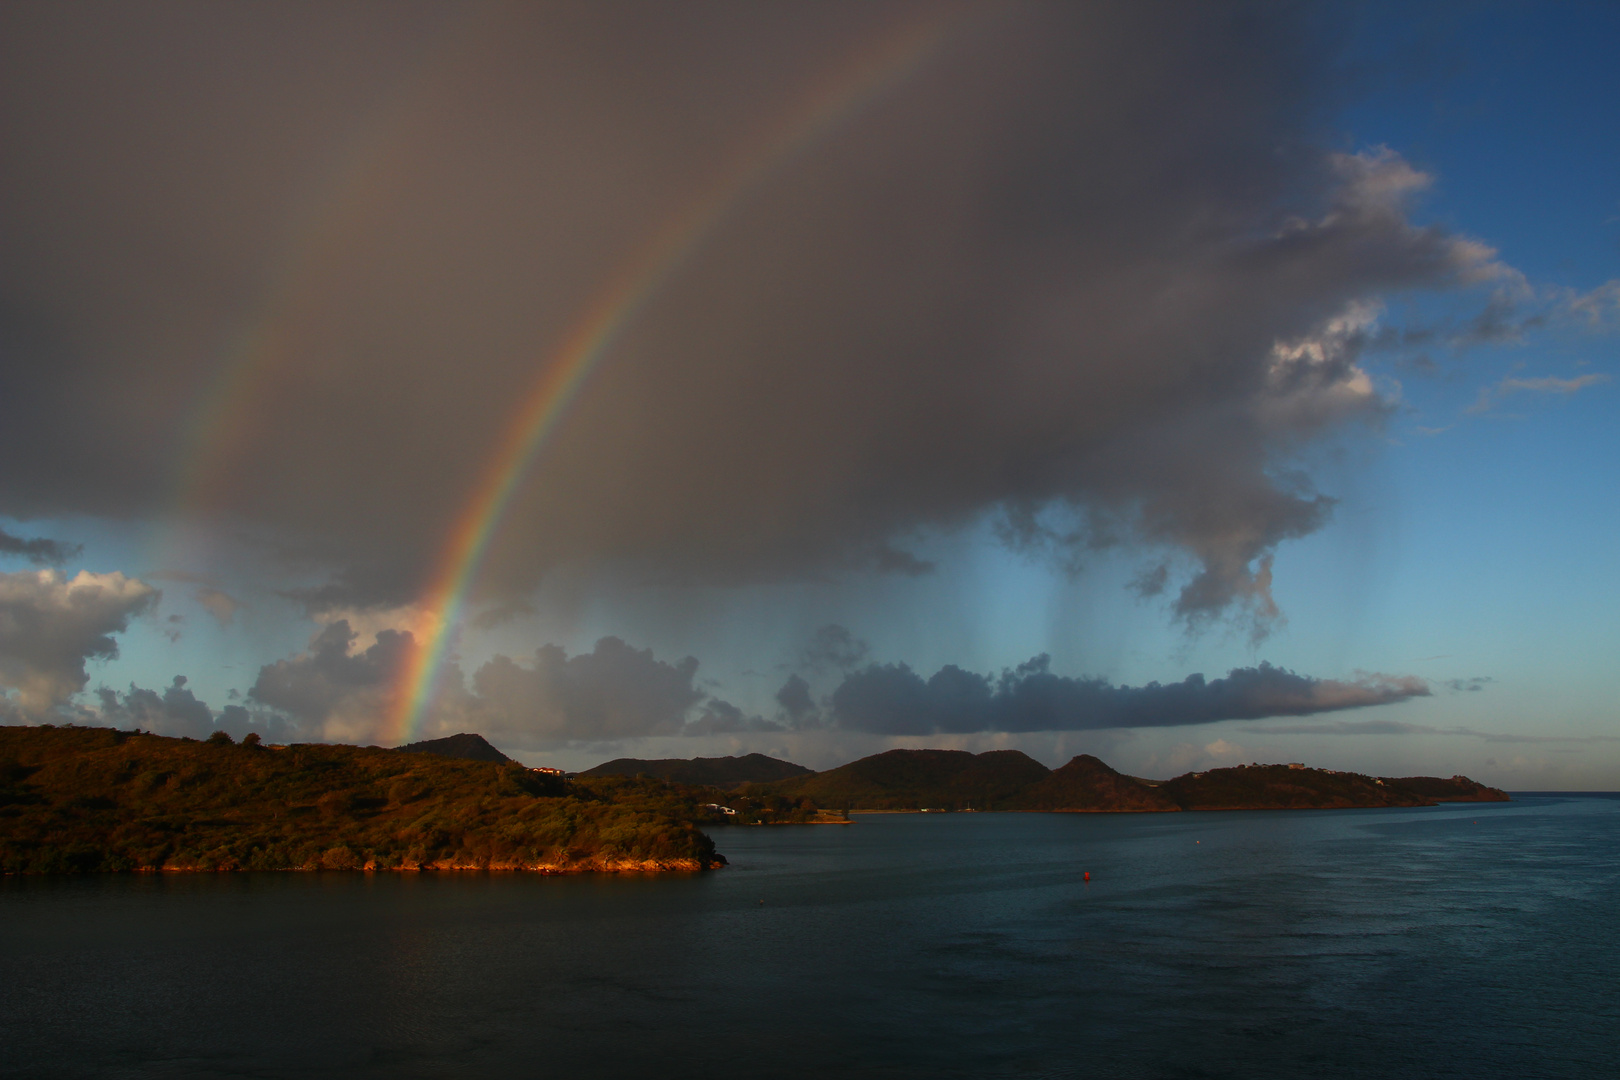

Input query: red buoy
[1083,871,1090,881]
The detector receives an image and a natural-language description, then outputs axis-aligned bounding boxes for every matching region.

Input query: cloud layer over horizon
[0,572,1431,752]
[823,656,1429,736]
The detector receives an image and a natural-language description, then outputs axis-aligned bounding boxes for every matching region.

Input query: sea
[2,794,1615,1079]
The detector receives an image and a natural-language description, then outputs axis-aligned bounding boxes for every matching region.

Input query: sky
[1,1,1615,786]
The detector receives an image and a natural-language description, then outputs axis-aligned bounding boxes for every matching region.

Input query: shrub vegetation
[0,725,723,873]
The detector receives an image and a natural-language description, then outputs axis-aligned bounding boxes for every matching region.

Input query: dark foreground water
[3,796,1616,1080]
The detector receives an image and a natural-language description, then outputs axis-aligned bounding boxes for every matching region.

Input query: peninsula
[0,725,721,874]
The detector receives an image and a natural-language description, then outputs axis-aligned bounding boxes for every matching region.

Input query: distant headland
[1,725,1504,874]
[750,747,1507,813]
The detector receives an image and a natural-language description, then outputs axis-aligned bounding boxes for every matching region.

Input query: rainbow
[384,13,961,744]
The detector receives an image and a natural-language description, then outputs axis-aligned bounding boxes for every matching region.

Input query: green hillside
[0,725,719,873]
[1007,755,1181,812]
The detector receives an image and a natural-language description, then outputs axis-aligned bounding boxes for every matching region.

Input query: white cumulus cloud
[0,569,158,717]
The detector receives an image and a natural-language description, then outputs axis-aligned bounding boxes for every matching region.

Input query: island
[1,726,1507,875]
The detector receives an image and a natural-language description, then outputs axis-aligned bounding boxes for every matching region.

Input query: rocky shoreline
[122,856,719,873]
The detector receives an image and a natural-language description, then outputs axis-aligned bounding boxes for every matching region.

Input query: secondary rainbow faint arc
[153,2,500,555]
[385,15,961,744]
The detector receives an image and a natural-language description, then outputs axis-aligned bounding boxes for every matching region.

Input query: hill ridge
[399,732,513,763]
[760,748,1508,812]
[771,748,1052,810]
[581,753,812,786]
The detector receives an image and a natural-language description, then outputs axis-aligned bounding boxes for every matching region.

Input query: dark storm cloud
[685,697,781,736]
[828,655,1429,735]
[0,527,81,566]
[0,3,1508,628]
[775,673,817,723]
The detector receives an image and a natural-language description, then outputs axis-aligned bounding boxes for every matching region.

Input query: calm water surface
[3,796,1616,1079]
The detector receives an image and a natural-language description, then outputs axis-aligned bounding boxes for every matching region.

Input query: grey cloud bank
[94,676,290,743]
[0,584,1434,748]
[824,657,1430,736]
[0,3,1509,634]
[248,622,412,735]
[76,625,1428,749]
[244,627,709,746]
